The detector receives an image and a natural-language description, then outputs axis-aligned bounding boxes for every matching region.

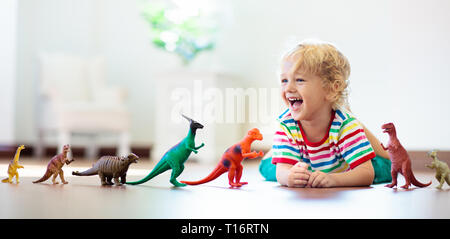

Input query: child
[259,39,391,187]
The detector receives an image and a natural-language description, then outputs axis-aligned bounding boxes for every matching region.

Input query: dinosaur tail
[72,167,98,176]
[126,160,171,185]
[1,178,9,183]
[409,171,432,188]
[33,169,53,183]
[181,164,228,185]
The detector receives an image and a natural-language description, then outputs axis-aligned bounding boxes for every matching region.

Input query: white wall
[0,0,17,144]
[15,0,450,150]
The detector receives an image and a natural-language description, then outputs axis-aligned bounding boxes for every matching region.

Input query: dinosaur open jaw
[382,126,393,133]
[381,123,395,134]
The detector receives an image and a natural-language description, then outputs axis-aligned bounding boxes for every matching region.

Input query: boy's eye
[296,78,305,82]
[281,79,288,83]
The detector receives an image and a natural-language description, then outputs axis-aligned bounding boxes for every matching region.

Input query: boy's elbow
[361,160,375,186]
[366,168,375,186]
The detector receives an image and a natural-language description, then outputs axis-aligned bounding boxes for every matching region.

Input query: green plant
[141,2,217,64]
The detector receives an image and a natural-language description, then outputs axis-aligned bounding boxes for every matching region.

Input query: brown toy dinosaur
[33,144,74,184]
[381,123,431,189]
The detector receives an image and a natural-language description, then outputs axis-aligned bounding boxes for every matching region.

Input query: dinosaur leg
[59,170,68,184]
[14,173,20,184]
[228,166,241,187]
[113,173,122,186]
[437,175,445,189]
[445,174,450,186]
[52,173,59,184]
[169,164,186,187]
[385,170,398,188]
[113,177,121,186]
[234,164,247,186]
[401,163,411,189]
[6,173,14,183]
[435,173,441,183]
[120,174,127,184]
[99,172,108,186]
[106,176,114,185]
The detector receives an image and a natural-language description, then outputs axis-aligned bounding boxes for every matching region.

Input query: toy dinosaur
[426,150,450,189]
[126,114,205,187]
[72,153,139,186]
[181,128,264,188]
[2,145,25,184]
[33,144,74,184]
[381,123,431,189]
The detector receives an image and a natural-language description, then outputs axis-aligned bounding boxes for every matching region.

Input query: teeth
[287,97,302,101]
[287,97,303,107]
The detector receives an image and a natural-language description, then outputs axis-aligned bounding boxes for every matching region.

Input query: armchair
[35,53,131,158]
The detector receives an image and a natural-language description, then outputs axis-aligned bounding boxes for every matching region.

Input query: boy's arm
[276,163,292,186]
[329,160,374,187]
[329,117,377,187]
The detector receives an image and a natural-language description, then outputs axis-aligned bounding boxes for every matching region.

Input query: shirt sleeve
[338,118,376,169]
[271,122,301,165]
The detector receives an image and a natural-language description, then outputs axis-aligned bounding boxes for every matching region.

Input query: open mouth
[287,97,303,110]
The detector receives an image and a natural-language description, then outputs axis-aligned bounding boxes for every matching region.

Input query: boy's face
[280,58,333,121]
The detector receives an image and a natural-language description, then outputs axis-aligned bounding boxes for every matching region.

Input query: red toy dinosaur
[181,128,264,188]
[381,123,431,189]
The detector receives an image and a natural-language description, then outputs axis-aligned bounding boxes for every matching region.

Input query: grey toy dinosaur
[426,150,450,189]
[126,114,204,187]
[72,153,139,186]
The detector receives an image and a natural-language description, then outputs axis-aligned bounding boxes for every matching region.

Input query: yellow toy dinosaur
[2,145,25,184]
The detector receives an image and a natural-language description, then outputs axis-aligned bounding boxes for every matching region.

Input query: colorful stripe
[272,108,375,173]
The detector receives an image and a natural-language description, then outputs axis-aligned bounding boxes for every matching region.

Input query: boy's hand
[306,171,336,188]
[287,162,310,187]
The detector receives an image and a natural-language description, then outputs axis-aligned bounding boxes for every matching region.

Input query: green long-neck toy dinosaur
[126,114,204,187]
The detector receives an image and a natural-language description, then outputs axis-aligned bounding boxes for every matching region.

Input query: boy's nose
[285,80,296,92]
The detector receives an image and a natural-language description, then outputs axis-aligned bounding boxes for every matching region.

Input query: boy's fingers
[292,172,309,180]
[311,173,324,188]
[293,179,308,186]
[291,165,310,174]
[307,172,318,187]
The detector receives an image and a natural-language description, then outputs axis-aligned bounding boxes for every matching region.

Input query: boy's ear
[324,80,341,102]
[324,83,338,102]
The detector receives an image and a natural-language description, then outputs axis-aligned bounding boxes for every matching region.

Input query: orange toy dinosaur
[181,128,264,188]
[381,123,431,189]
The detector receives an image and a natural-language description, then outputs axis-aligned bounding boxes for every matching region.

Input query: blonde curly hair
[283,39,351,110]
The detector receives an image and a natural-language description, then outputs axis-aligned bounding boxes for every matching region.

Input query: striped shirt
[272,108,376,173]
